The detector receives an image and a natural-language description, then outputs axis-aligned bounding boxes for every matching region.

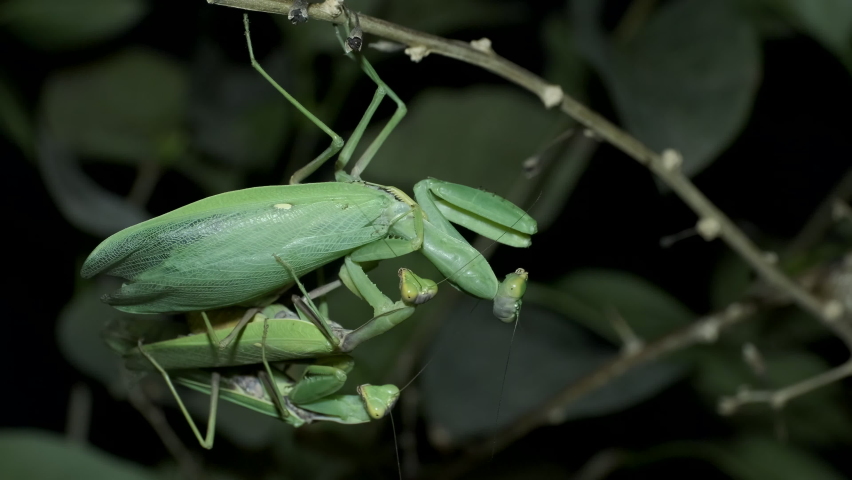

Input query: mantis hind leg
[333,10,408,181]
[137,340,220,449]
[258,318,292,421]
[288,356,353,404]
[242,13,344,185]
[272,254,342,347]
[215,307,259,350]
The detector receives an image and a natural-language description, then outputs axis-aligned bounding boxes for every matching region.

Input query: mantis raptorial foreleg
[274,254,437,352]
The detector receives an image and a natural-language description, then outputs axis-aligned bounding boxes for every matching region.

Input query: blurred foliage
[2,0,851,479]
[0,0,147,51]
[0,430,158,480]
[42,48,188,166]
[574,0,761,179]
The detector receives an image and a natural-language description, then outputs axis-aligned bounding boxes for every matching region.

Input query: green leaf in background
[710,251,753,309]
[527,269,695,344]
[542,14,589,100]
[0,76,33,157]
[36,135,149,237]
[41,48,188,166]
[190,42,290,173]
[751,0,852,68]
[383,0,524,37]
[693,349,852,444]
[723,436,846,480]
[0,0,147,51]
[574,0,761,178]
[179,389,285,449]
[57,280,168,387]
[365,86,557,199]
[421,302,683,444]
[633,436,844,480]
[0,429,158,480]
[526,133,597,232]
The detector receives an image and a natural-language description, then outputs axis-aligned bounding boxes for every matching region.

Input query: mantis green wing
[82,184,396,313]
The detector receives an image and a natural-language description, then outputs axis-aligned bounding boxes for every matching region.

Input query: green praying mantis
[79,12,537,336]
[119,258,440,371]
[105,262,433,448]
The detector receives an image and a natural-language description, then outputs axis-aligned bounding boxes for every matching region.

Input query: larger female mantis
[81,12,536,329]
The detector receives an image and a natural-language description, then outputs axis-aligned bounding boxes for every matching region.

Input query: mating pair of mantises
[85,10,537,448]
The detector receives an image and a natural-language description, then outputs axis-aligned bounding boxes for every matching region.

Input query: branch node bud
[660,149,682,171]
[742,342,765,376]
[541,85,564,108]
[405,45,431,62]
[470,37,493,54]
[823,300,844,321]
[763,251,778,264]
[696,217,721,241]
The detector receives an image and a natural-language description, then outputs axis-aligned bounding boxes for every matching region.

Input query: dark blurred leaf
[36,135,149,237]
[179,389,285,449]
[718,436,844,480]
[0,0,147,51]
[542,14,589,99]
[750,0,852,67]
[710,251,753,309]
[527,134,597,232]
[0,75,33,156]
[0,429,158,480]
[57,280,128,386]
[42,48,188,165]
[269,427,355,479]
[634,436,844,480]
[693,349,852,444]
[574,0,761,178]
[365,86,556,198]
[190,42,290,174]
[421,302,683,443]
[527,269,695,344]
[385,1,524,36]
[172,155,244,195]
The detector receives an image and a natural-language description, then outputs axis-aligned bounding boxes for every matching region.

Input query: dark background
[1,0,851,479]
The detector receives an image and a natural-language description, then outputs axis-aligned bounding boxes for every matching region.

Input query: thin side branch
[719,360,852,414]
[128,385,202,480]
[787,168,852,252]
[719,255,852,417]
[472,302,757,454]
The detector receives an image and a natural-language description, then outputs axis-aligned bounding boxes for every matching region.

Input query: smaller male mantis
[175,366,399,428]
[105,261,441,448]
[116,258,439,371]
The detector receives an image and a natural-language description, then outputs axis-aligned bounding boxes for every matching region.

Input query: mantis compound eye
[493,268,529,323]
[398,268,438,305]
[357,384,400,419]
